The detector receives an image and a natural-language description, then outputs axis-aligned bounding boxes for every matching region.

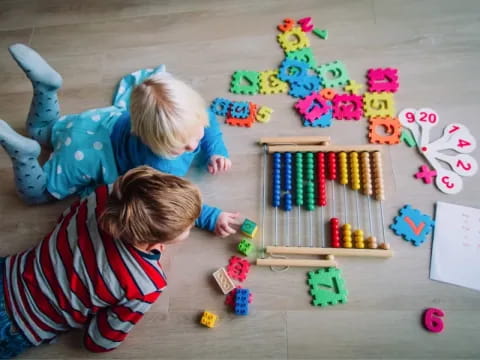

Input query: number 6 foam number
[423,308,445,333]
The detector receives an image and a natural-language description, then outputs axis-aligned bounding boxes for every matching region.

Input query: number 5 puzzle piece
[255,106,274,123]
[363,92,395,118]
[368,116,402,144]
[259,70,288,94]
[390,205,435,246]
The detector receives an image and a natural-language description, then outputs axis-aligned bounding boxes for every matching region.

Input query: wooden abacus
[257,136,393,268]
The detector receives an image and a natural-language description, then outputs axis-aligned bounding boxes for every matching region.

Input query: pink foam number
[423,308,445,333]
[297,17,314,32]
[414,165,437,184]
[294,93,330,122]
[367,68,399,93]
[332,94,363,120]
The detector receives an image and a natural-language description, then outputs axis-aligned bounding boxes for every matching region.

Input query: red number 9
[423,308,445,333]
[405,112,415,123]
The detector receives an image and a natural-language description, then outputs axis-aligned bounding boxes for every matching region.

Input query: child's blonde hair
[130,73,209,156]
[99,166,202,245]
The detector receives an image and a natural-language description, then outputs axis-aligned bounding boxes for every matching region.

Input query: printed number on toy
[435,168,463,194]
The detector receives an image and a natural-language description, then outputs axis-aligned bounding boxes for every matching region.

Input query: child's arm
[196,204,239,237]
[84,292,161,352]
[200,110,231,174]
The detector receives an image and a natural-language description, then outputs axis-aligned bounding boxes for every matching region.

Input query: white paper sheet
[430,201,480,291]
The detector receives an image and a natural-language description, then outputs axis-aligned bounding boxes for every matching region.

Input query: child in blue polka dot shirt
[0,44,238,236]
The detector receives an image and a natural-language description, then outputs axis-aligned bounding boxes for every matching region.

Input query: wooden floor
[1,0,480,358]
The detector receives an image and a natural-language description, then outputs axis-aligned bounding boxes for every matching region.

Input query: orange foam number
[226,102,257,128]
[423,308,445,333]
[278,18,295,32]
[368,116,402,144]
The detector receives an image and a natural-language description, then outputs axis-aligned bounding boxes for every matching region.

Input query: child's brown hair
[99,166,202,245]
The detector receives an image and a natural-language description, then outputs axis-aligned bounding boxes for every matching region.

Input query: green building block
[307,267,347,307]
[313,28,328,40]
[240,218,258,238]
[400,129,417,147]
[286,47,317,69]
[230,70,260,95]
[238,238,254,256]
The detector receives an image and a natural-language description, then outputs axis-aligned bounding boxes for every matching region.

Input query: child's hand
[208,155,232,175]
[214,212,240,237]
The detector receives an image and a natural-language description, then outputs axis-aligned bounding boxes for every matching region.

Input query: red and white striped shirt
[2,185,167,352]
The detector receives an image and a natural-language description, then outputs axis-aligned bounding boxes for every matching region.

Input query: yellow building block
[200,311,218,328]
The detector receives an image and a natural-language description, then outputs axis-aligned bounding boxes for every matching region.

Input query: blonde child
[0,44,237,237]
[0,166,202,358]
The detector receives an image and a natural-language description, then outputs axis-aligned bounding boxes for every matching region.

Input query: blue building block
[234,288,250,316]
[390,205,435,246]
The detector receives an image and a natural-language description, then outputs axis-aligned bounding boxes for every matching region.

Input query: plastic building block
[303,101,333,128]
[277,26,310,53]
[363,92,395,118]
[234,288,250,315]
[344,79,363,95]
[400,129,417,147]
[226,256,250,282]
[297,17,314,32]
[289,75,321,98]
[423,308,445,333]
[230,101,250,119]
[230,70,260,95]
[200,311,218,328]
[277,18,295,32]
[210,97,232,116]
[225,102,257,128]
[238,238,254,256]
[259,70,288,94]
[390,205,435,246]
[320,88,336,100]
[278,58,309,82]
[255,106,273,123]
[225,286,253,309]
[367,68,399,93]
[295,92,330,122]
[312,28,328,39]
[307,267,347,307]
[241,218,258,238]
[212,267,236,294]
[415,165,437,184]
[332,94,363,120]
[368,116,401,144]
[286,47,317,68]
[315,60,349,88]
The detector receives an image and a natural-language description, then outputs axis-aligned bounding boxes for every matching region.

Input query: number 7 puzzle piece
[390,205,435,246]
[307,267,347,307]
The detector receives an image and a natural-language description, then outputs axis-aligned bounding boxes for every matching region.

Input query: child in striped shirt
[0,166,202,358]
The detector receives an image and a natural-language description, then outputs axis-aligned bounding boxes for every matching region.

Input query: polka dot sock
[9,44,63,147]
[0,120,52,204]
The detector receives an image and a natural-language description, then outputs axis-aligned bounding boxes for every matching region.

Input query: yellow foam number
[363,92,395,118]
[255,106,274,123]
[259,70,288,94]
[277,27,310,53]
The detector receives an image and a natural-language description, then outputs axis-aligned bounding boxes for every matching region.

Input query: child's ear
[145,242,167,253]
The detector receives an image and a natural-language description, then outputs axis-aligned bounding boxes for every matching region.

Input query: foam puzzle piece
[303,101,333,127]
[200,311,218,328]
[286,47,317,68]
[225,102,257,128]
[332,94,363,120]
[241,218,258,238]
[315,60,349,88]
[230,70,260,95]
[255,106,274,123]
[259,70,289,94]
[226,256,250,282]
[344,79,363,95]
[390,205,435,246]
[400,128,417,147]
[212,267,236,294]
[225,286,253,309]
[367,68,399,93]
[277,26,310,53]
[238,238,255,256]
[210,97,232,116]
[230,101,250,119]
[234,288,250,315]
[307,267,347,307]
[415,165,437,184]
[289,75,321,98]
[363,92,395,118]
[423,308,445,333]
[297,17,314,32]
[277,18,295,32]
[320,88,336,100]
[368,116,402,144]
[295,92,330,122]
[278,58,309,82]
[312,28,328,39]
